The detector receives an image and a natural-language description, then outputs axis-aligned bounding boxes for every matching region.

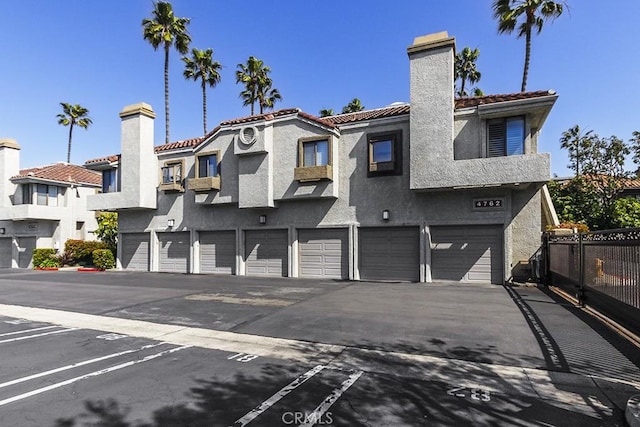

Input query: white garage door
[359,227,420,281]
[431,225,503,284]
[245,230,288,277]
[17,237,36,269]
[200,231,236,274]
[120,233,149,271]
[298,228,348,279]
[158,232,190,273]
[0,238,12,268]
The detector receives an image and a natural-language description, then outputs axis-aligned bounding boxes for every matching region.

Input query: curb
[628,395,640,427]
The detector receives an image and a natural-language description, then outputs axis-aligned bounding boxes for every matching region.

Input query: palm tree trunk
[460,79,466,97]
[202,82,207,135]
[522,26,532,92]
[66,124,74,164]
[164,45,170,144]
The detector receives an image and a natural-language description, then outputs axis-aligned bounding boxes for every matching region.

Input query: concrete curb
[628,395,640,427]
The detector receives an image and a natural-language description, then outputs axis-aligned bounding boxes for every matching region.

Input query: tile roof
[84,90,556,161]
[13,163,101,186]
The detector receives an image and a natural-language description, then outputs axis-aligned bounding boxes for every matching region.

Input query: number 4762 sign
[474,199,504,209]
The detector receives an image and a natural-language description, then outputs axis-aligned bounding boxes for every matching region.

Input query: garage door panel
[200,231,235,274]
[298,229,348,279]
[245,230,288,277]
[121,233,149,271]
[431,225,503,284]
[360,227,419,281]
[158,232,189,273]
[0,238,12,268]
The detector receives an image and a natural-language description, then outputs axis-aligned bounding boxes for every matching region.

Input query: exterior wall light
[0,228,5,234]
[382,210,390,221]
[167,219,175,228]
[259,215,267,225]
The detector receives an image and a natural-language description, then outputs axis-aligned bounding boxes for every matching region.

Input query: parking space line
[0,345,191,407]
[0,328,78,344]
[0,326,58,337]
[233,365,326,426]
[299,370,363,427]
[0,342,167,390]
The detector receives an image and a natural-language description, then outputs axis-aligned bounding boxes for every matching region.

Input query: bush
[64,240,108,265]
[546,222,590,233]
[32,248,57,269]
[92,249,115,271]
[38,257,60,269]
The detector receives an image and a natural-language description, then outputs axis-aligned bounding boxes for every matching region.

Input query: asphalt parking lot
[0,269,638,426]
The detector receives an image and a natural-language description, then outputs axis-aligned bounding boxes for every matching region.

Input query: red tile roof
[84,90,556,161]
[13,163,101,186]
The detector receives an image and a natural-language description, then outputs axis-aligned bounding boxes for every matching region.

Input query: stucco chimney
[119,103,157,209]
[0,138,21,208]
[407,31,456,189]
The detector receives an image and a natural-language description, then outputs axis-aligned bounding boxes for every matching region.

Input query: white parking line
[0,328,78,344]
[233,365,327,426]
[0,342,167,390]
[0,345,191,407]
[0,326,58,337]
[299,370,363,427]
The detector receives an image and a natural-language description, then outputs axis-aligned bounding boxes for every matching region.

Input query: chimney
[407,31,456,189]
[119,103,157,209]
[0,139,21,208]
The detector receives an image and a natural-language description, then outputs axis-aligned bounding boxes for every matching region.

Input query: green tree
[56,103,92,164]
[182,48,222,135]
[341,98,365,114]
[492,0,565,92]
[559,125,594,176]
[629,131,640,177]
[236,56,277,115]
[95,212,118,255]
[547,177,601,227]
[611,198,640,228]
[319,109,334,117]
[142,1,191,144]
[454,47,482,97]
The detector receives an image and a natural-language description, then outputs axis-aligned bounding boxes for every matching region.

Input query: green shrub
[38,257,60,269]
[92,249,115,271]
[32,248,57,269]
[64,240,108,265]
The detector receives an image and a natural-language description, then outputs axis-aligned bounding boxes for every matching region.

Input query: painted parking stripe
[0,326,58,337]
[0,345,191,407]
[0,342,166,390]
[233,365,326,427]
[299,370,363,427]
[0,328,78,344]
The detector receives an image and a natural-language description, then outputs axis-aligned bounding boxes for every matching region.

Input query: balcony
[0,204,69,221]
[87,191,157,211]
[293,165,333,182]
[187,176,220,192]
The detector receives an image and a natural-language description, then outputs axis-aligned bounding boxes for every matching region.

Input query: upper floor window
[162,162,182,185]
[102,169,118,193]
[487,117,525,157]
[368,130,402,176]
[36,184,58,207]
[302,139,329,167]
[197,153,219,178]
[21,184,31,205]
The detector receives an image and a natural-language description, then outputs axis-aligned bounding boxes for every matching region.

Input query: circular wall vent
[238,126,258,146]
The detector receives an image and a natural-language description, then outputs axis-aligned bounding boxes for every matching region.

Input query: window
[487,117,525,157]
[302,139,329,167]
[21,184,31,205]
[102,169,118,193]
[197,153,219,178]
[162,162,182,185]
[35,184,58,206]
[368,130,402,175]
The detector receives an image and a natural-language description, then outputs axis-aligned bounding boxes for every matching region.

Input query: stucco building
[85,31,558,284]
[0,139,101,268]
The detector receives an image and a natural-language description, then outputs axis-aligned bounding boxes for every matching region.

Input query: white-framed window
[35,184,58,206]
[487,116,525,157]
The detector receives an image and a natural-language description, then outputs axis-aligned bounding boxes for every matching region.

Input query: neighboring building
[0,139,101,268]
[85,31,558,284]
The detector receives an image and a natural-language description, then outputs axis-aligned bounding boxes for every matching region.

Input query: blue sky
[1,0,638,177]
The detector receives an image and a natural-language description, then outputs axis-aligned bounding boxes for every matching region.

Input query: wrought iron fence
[545,228,640,335]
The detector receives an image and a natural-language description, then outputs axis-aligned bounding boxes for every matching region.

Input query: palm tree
[560,125,594,177]
[236,56,275,115]
[319,109,334,117]
[341,98,365,114]
[142,1,191,143]
[182,48,222,135]
[455,47,482,97]
[493,0,565,92]
[56,103,92,164]
[257,79,282,114]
